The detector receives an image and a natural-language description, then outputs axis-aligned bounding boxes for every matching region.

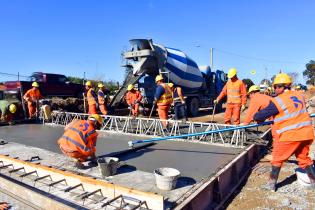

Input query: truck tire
[187,97,199,117]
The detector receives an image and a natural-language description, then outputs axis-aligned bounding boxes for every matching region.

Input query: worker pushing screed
[214,68,247,125]
[97,83,109,115]
[23,82,43,119]
[57,114,103,169]
[125,84,143,118]
[85,81,98,114]
[253,72,315,191]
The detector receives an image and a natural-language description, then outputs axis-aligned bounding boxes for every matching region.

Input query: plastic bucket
[154,167,180,190]
[97,157,119,178]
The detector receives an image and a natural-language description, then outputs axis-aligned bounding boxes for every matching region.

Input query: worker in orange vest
[168,83,187,121]
[153,75,173,131]
[242,85,272,125]
[23,82,43,119]
[125,84,143,117]
[254,73,315,191]
[58,114,103,169]
[85,81,98,114]
[214,68,247,125]
[97,83,109,115]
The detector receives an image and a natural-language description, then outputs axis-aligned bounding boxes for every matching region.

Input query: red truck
[4,72,84,98]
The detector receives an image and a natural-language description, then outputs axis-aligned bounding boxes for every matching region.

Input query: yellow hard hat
[155,75,164,82]
[295,85,301,90]
[248,85,260,94]
[168,83,174,88]
[127,84,134,91]
[9,104,17,114]
[273,73,292,85]
[89,114,103,125]
[32,82,39,87]
[98,83,104,88]
[85,81,92,87]
[227,68,237,78]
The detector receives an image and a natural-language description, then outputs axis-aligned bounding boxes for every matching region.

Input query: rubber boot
[304,165,315,189]
[263,166,281,191]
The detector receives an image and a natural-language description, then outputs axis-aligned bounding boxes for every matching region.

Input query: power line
[215,48,304,65]
[0,72,29,78]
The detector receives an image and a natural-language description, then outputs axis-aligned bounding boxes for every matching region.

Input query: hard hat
[168,83,174,88]
[89,114,103,125]
[248,85,260,94]
[32,82,39,87]
[155,75,164,82]
[127,84,134,91]
[98,83,104,88]
[9,104,17,114]
[85,81,92,87]
[227,68,237,79]
[273,73,292,85]
[295,85,301,90]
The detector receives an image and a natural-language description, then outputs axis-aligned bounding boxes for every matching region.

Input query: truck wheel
[188,97,199,117]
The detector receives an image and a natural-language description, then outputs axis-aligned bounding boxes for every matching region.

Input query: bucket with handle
[97,157,120,178]
[154,167,181,190]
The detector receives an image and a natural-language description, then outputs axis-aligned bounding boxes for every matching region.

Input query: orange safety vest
[98,90,105,105]
[157,83,173,105]
[226,80,244,104]
[87,88,97,105]
[23,88,42,102]
[272,90,314,142]
[58,119,98,157]
[125,90,142,105]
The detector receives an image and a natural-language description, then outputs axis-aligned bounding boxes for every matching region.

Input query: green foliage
[304,60,315,85]
[242,78,255,90]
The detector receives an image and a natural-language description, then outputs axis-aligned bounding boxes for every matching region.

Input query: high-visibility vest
[23,88,42,102]
[272,90,314,142]
[87,88,97,105]
[58,119,98,157]
[125,90,142,105]
[98,90,105,105]
[157,83,173,105]
[226,80,243,104]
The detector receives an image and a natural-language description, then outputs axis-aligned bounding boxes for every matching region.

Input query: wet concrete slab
[0,124,243,181]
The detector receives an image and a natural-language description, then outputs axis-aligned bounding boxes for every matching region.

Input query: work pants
[99,104,107,115]
[174,102,186,120]
[132,103,139,117]
[157,104,170,128]
[88,104,97,114]
[27,101,36,119]
[271,139,313,169]
[224,103,241,125]
[60,146,88,162]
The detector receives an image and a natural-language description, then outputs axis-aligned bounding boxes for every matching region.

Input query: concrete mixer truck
[110,39,226,116]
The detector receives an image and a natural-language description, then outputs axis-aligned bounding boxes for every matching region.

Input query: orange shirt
[217,79,247,105]
[125,90,142,105]
[243,93,272,124]
[23,87,43,102]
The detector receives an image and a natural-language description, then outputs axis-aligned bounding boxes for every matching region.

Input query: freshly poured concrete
[0,124,242,181]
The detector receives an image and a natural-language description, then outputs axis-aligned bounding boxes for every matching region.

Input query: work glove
[153,100,157,105]
[241,105,246,112]
[213,99,218,104]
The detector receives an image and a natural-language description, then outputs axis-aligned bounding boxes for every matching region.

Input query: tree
[287,72,299,85]
[260,79,271,86]
[242,79,254,90]
[304,60,315,85]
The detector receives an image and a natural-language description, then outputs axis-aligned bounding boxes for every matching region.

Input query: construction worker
[0,102,17,124]
[23,82,43,119]
[214,68,247,125]
[242,85,272,125]
[254,73,315,191]
[58,114,103,169]
[125,84,142,117]
[97,83,109,115]
[168,83,187,121]
[153,75,173,131]
[85,81,98,114]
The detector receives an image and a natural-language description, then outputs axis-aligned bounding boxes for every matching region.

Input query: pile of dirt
[50,97,84,113]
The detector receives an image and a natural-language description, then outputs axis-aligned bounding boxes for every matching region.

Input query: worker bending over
[58,114,103,169]
[125,84,142,117]
[0,102,17,124]
[154,75,173,131]
[214,68,247,125]
[168,83,187,121]
[254,73,315,191]
[97,83,109,115]
[242,85,272,125]
[85,81,98,114]
[23,82,43,119]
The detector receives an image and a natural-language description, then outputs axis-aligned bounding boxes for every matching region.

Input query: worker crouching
[125,84,142,117]
[154,75,173,131]
[23,82,43,119]
[0,102,17,124]
[254,73,315,191]
[58,114,103,169]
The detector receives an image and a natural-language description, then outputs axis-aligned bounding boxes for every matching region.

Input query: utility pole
[210,48,214,70]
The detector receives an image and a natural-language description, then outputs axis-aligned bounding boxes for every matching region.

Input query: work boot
[74,161,84,169]
[263,166,281,192]
[305,165,315,189]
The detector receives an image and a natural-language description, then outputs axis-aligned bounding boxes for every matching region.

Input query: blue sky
[0,0,314,84]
